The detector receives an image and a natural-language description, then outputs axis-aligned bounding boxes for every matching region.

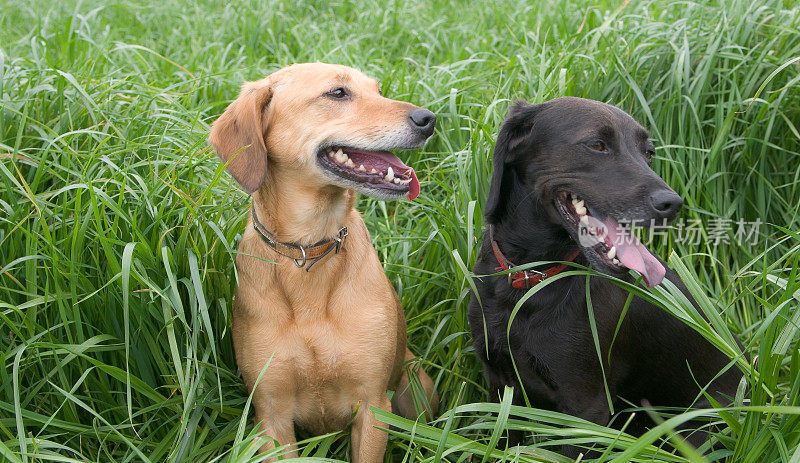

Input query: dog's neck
[253,166,355,246]
[488,186,586,304]
[490,179,580,267]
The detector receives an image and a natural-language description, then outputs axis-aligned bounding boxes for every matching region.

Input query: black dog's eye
[645,148,655,161]
[586,140,608,152]
[324,87,350,100]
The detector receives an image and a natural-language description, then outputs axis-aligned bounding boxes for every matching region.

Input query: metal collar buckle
[292,247,307,268]
[509,268,548,288]
[334,227,348,253]
[291,227,346,268]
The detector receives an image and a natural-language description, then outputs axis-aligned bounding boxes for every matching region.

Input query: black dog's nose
[408,108,436,138]
[649,190,683,219]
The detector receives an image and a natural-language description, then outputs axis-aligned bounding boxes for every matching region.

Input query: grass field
[1,0,800,461]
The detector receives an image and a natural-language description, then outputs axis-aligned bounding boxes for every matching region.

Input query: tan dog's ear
[208,83,273,193]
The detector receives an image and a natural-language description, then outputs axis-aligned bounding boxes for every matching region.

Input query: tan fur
[209,63,438,462]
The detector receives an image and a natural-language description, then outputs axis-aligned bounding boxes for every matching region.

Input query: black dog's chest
[468,263,629,410]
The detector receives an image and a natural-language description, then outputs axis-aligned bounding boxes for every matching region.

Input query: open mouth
[316,146,420,200]
[555,190,666,287]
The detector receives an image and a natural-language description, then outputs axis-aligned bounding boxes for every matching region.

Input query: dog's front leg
[561,392,612,458]
[254,406,298,461]
[350,394,391,463]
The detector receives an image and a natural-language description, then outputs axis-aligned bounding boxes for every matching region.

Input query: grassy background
[1,0,799,461]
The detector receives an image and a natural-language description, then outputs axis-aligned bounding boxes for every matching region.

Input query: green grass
[1,0,799,461]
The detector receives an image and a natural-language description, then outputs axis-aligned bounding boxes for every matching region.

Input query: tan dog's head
[208,63,435,200]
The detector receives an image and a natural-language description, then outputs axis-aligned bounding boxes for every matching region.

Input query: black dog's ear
[485,101,542,223]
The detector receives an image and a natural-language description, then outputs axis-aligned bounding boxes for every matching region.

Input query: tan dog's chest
[286,312,393,432]
[232,227,401,434]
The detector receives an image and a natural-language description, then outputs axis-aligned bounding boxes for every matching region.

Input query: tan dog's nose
[408,108,436,138]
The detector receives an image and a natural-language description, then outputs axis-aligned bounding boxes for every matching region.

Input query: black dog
[467,97,742,454]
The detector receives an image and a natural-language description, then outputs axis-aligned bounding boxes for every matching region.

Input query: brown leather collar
[251,204,348,271]
[489,224,580,290]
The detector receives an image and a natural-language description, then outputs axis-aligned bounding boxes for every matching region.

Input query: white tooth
[386,166,394,181]
[393,178,400,184]
[358,164,366,171]
[580,215,590,224]
[575,199,584,209]
[607,246,617,259]
[345,158,355,168]
[370,168,378,174]
[612,257,621,265]
[575,205,587,215]
[572,198,579,205]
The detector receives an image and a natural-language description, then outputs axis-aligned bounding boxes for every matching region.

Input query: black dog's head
[486,97,682,287]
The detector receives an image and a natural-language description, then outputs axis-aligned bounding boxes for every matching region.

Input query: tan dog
[208,63,439,462]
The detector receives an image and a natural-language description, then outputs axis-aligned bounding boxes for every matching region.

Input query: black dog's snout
[649,189,683,219]
[408,108,436,138]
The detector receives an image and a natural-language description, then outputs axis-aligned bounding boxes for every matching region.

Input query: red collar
[489,225,581,290]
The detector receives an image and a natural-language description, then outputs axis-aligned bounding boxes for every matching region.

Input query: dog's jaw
[315,145,421,200]
[553,190,666,287]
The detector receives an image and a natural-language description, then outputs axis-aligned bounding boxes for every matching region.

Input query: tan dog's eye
[325,87,350,100]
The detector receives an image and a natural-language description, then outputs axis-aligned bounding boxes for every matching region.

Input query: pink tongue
[603,217,666,287]
[366,151,420,201]
[406,169,420,200]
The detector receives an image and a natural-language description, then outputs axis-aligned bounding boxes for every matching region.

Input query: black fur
[468,97,743,455]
